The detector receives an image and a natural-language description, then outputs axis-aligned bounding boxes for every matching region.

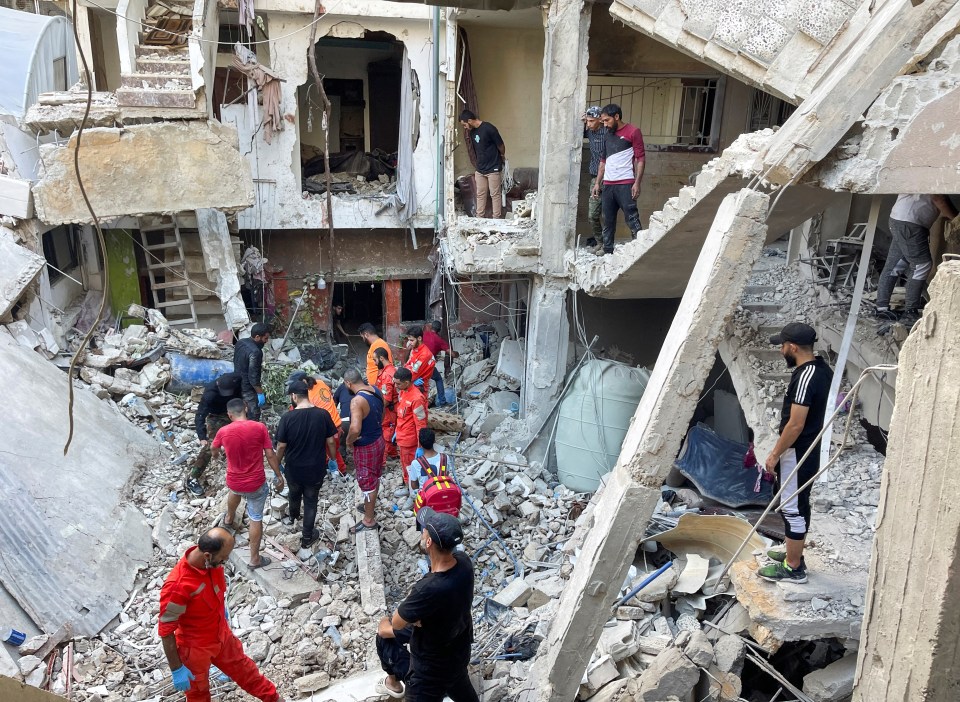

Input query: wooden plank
[0,175,33,220]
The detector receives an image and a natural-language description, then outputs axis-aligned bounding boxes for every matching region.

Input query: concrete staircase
[117,43,196,109]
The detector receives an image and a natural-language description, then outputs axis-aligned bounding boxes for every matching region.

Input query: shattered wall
[220,10,438,231]
[32,121,254,225]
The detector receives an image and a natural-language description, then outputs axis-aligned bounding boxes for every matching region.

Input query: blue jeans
[432,367,446,406]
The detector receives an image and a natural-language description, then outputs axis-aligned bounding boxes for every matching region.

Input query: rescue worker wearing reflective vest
[159,528,282,702]
[373,346,399,463]
[394,367,428,488]
[286,371,347,474]
[403,325,436,395]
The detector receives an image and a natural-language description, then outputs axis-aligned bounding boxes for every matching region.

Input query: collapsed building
[1,0,959,700]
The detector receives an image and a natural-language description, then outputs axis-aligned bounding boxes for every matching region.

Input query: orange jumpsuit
[307,379,346,473]
[159,547,278,702]
[405,343,436,390]
[366,338,393,385]
[375,363,399,462]
[395,385,428,483]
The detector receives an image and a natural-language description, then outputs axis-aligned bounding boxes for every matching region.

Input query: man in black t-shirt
[460,109,505,219]
[760,323,833,584]
[374,507,478,702]
[275,380,338,550]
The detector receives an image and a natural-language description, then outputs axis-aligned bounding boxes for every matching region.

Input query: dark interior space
[401,278,429,322]
[333,281,383,333]
[572,293,682,368]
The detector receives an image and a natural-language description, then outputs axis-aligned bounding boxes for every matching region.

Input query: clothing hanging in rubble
[232,43,283,144]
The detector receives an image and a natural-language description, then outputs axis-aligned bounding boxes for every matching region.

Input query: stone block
[635,646,700,701]
[598,621,640,662]
[492,579,532,608]
[681,629,714,668]
[295,670,331,694]
[583,654,620,697]
[802,653,856,701]
[713,634,746,676]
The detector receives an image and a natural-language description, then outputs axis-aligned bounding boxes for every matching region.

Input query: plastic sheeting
[0,7,78,120]
[382,49,419,224]
[674,423,774,508]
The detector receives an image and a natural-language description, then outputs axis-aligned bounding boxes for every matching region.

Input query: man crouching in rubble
[760,323,833,584]
[159,527,284,701]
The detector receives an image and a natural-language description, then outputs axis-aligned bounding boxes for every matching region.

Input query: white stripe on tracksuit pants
[777,446,816,540]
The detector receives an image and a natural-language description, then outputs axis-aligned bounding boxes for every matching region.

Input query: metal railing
[587,75,723,151]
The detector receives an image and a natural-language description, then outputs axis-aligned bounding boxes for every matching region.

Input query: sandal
[248,555,272,570]
[216,512,236,534]
[349,521,382,534]
[375,676,404,699]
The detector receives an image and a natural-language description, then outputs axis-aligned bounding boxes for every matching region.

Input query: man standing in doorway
[343,369,386,534]
[186,372,243,496]
[234,323,271,421]
[404,325,436,397]
[360,322,393,385]
[423,320,458,408]
[374,347,399,463]
[394,367,428,492]
[375,507,478,701]
[875,194,959,324]
[460,110,506,219]
[593,103,645,255]
[275,380,338,550]
[583,106,607,249]
[210,399,284,569]
[159,527,283,702]
[760,323,833,584]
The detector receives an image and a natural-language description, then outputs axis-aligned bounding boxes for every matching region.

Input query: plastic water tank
[555,359,650,493]
[167,353,235,393]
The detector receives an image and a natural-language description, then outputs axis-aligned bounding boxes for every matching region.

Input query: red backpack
[413,454,462,518]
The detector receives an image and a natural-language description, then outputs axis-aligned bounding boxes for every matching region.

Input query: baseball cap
[285,370,309,393]
[288,379,309,396]
[216,373,240,397]
[416,507,464,550]
[584,106,601,119]
[769,322,817,346]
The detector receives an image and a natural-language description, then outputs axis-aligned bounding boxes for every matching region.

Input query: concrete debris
[0,233,45,320]
[803,653,856,701]
[712,634,746,677]
[634,645,700,701]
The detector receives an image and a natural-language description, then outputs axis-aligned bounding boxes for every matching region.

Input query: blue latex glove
[391,431,397,443]
[415,447,424,459]
[224,604,230,621]
[327,458,338,475]
[171,666,195,692]
[414,378,424,388]
[257,392,266,406]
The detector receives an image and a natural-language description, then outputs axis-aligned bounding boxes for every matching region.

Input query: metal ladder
[139,215,198,326]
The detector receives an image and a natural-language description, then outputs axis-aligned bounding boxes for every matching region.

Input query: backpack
[413,454,462,518]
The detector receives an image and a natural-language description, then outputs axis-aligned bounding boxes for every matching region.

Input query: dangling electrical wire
[64,0,111,455]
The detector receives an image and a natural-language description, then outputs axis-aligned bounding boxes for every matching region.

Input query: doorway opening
[333,281,384,334]
[401,278,429,323]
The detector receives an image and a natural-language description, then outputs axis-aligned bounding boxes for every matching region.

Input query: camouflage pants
[189,414,230,479]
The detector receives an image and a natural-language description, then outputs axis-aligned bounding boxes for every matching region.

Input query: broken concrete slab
[673,554,710,595]
[492,578,533,608]
[634,645,699,701]
[33,121,254,225]
[196,208,251,331]
[805,653,856,701]
[228,545,318,605]
[306,669,388,701]
[0,332,155,637]
[495,339,524,386]
[525,190,768,702]
[0,235,44,320]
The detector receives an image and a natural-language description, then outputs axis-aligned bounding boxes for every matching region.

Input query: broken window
[298,32,405,197]
[401,278,429,322]
[41,225,79,281]
[747,88,796,132]
[587,75,724,151]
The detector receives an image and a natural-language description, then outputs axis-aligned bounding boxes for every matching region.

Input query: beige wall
[95,9,121,91]
[454,23,545,176]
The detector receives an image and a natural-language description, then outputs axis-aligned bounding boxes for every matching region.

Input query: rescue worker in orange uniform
[403,325,436,396]
[373,346,399,463]
[159,527,282,702]
[286,371,347,474]
[394,366,428,491]
[360,322,393,385]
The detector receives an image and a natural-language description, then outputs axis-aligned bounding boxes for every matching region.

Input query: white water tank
[555,359,650,493]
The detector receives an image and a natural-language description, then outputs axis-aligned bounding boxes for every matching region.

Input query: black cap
[216,373,241,397]
[769,322,817,346]
[285,370,308,394]
[416,507,463,550]
[288,379,309,396]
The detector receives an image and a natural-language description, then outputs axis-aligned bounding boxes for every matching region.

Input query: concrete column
[536,0,591,274]
[521,276,569,423]
[853,260,960,701]
[384,279,402,346]
[524,190,769,702]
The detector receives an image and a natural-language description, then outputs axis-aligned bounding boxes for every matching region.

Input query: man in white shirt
[876,194,958,322]
[406,428,451,492]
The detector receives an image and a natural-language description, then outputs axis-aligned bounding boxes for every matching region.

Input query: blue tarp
[675,423,774,508]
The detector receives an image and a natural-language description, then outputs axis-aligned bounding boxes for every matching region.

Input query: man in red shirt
[422,320,459,408]
[211,399,283,569]
[373,347,399,463]
[403,325,436,398]
[592,102,645,255]
[394,367,428,490]
[159,527,282,702]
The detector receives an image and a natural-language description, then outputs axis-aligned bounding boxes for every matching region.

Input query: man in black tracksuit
[233,323,271,421]
[185,372,243,496]
[760,322,833,584]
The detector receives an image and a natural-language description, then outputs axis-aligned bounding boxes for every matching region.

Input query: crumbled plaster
[807,34,960,193]
[32,121,254,225]
[445,216,543,274]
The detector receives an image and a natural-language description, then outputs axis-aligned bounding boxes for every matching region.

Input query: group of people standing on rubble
[158,319,479,702]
